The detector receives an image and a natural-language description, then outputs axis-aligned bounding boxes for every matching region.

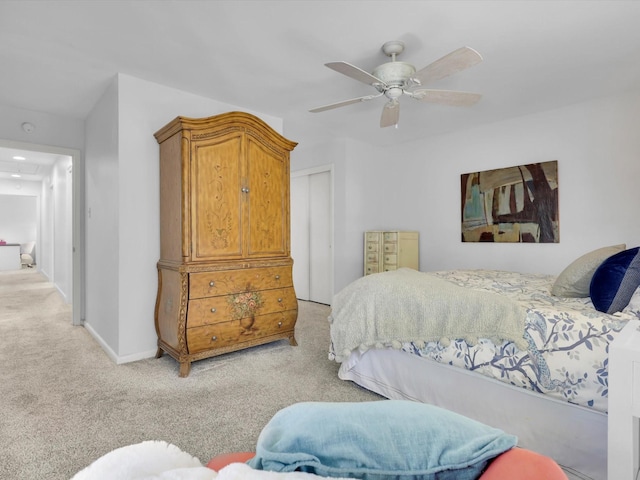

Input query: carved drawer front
[384,254,397,265]
[365,264,380,275]
[189,266,293,299]
[383,232,398,242]
[366,242,380,253]
[187,310,297,354]
[365,232,380,243]
[366,252,379,263]
[187,295,236,327]
[187,287,297,328]
[383,243,397,253]
[260,287,297,314]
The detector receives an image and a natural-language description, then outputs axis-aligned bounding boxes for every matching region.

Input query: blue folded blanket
[248,400,517,480]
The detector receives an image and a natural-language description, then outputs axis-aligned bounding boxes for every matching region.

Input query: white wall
[0,194,37,245]
[84,78,121,354]
[84,73,285,362]
[50,157,73,302]
[293,89,640,294]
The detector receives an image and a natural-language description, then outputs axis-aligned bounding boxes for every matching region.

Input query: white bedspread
[328,268,528,362]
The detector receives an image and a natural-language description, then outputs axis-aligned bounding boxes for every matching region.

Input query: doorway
[0,139,82,326]
[291,166,333,305]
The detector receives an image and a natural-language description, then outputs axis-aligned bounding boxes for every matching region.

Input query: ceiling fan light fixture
[385,86,404,100]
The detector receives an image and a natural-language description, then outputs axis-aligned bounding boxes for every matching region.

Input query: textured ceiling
[1,0,640,163]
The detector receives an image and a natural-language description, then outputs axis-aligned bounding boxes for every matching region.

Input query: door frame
[291,164,334,304]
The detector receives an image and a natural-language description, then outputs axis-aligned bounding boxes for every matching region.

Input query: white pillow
[551,244,625,297]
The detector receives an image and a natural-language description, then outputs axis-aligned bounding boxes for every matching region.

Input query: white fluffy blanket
[329,268,528,362]
[71,441,349,480]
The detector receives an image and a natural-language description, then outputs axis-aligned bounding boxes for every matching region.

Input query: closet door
[308,171,331,304]
[291,169,332,305]
[291,176,310,300]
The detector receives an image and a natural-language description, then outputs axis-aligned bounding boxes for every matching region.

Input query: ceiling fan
[309,41,483,128]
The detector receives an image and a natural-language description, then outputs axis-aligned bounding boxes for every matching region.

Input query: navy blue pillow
[590,247,640,314]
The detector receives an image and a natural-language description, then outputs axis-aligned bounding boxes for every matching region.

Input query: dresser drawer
[383,243,397,253]
[366,252,379,263]
[187,310,297,353]
[188,287,297,327]
[383,232,397,242]
[260,287,298,314]
[189,266,292,299]
[366,242,380,253]
[365,232,381,243]
[383,254,397,265]
[365,264,380,275]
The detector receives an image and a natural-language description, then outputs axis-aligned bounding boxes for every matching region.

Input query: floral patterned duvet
[399,270,640,413]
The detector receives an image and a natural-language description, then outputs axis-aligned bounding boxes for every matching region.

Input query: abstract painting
[461,160,558,243]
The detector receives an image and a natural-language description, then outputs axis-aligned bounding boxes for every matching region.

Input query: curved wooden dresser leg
[179,361,191,378]
[289,335,298,347]
[155,347,164,359]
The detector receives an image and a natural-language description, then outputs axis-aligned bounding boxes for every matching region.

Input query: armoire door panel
[192,135,244,260]
[246,138,287,257]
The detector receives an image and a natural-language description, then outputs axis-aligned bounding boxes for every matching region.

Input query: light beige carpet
[0,269,380,479]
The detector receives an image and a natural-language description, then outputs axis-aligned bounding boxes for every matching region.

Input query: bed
[328,257,640,480]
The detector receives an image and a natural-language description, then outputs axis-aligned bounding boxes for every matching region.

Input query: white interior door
[291,176,310,300]
[291,167,333,305]
[308,171,331,304]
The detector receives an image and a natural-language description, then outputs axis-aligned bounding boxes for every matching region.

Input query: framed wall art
[461,160,558,243]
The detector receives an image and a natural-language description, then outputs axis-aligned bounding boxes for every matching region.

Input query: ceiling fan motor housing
[372,62,416,88]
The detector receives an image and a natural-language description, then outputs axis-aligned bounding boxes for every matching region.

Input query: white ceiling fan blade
[380,101,400,128]
[412,46,483,86]
[325,61,385,86]
[309,92,383,113]
[410,89,482,106]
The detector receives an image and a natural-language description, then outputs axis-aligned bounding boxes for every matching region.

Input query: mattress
[337,348,608,480]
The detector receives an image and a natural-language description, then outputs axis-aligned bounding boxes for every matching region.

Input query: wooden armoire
[153,112,298,377]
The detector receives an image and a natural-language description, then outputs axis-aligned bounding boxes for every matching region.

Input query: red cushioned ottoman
[479,448,567,479]
[206,448,567,479]
[206,451,255,471]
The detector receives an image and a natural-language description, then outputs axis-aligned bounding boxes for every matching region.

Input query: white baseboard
[116,348,158,365]
[55,283,70,304]
[39,268,72,305]
[83,322,156,365]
